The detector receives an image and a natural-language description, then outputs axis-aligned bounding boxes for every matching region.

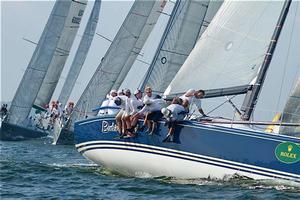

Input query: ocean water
[1,138,300,200]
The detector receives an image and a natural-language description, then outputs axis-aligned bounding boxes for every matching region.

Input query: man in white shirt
[180,89,206,117]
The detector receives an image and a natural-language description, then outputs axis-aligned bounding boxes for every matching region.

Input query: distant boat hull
[0,121,48,141]
[74,116,300,184]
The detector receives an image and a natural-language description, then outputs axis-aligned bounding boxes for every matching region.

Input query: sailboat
[34,0,88,109]
[58,0,102,108]
[0,0,87,140]
[53,0,167,145]
[52,0,102,145]
[74,0,300,184]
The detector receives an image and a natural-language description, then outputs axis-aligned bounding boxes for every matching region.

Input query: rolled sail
[165,1,285,95]
[8,1,72,125]
[34,0,87,108]
[58,0,101,108]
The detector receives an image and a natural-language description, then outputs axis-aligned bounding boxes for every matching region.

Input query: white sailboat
[1,1,75,140]
[74,0,300,184]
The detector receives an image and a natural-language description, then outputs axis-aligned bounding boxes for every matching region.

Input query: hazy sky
[1,0,300,121]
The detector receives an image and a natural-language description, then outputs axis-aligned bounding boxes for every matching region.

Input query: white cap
[134,89,141,95]
[117,89,124,95]
[110,89,117,94]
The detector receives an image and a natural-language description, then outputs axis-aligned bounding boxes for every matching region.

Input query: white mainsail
[58,0,101,108]
[165,0,285,95]
[69,0,164,130]
[144,0,222,93]
[280,77,300,136]
[197,0,223,39]
[8,1,73,125]
[34,0,87,108]
[111,0,166,91]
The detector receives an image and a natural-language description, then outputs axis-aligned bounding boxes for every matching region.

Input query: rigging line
[136,58,151,66]
[22,37,70,54]
[276,1,298,112]
[95,33,113,43]
[206,95,237,115]
[160,49,189,57]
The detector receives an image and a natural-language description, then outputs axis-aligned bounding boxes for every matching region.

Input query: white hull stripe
[76,142,300,182]
[77,118,300,143]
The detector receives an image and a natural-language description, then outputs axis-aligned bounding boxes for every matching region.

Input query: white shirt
[167,104,186,121]
[98,99,110,115]
[139,99,164,114]
[129,98,143,115]
[180,95,202,114]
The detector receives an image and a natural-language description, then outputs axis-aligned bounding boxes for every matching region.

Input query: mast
[58,0,101,107]
[140,0,181,91]
[7,1,72,125]
[241,0,292,120]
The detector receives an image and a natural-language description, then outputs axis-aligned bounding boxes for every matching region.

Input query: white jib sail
[111,0,166,91]
[58,0,102,108]
[145,0,222,93]
[8,1,73,125]
[165,0,285,95]
[280,77,300,136]
[34,0,87,108]
[69,0,161,130]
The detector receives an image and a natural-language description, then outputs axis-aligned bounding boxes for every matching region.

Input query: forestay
[69,0,161,131]
[165,1,285,95]
[34,0,87,108]
[280,78,300,137]
[8,1,72,125]
[58,0,101,108]
[112,0,166,91]
[144,0,217,93]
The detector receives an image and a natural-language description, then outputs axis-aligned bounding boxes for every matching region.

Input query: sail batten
[165,1,285,95]
[8,1,73,125]
[34,0,87,108]
[58,0,101,107]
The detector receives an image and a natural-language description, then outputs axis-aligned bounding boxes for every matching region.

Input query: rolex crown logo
[288,145,293,152]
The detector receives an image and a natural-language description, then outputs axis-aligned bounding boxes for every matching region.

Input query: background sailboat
[58,0,101,108]
[280,77,300,136]
[34,0,87,109]
[1,1,75,140]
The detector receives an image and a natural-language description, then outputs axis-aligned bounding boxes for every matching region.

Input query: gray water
[1,138,300,200]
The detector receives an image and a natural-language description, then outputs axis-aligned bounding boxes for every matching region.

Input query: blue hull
[0,122,48,141]
[74,116,300,183]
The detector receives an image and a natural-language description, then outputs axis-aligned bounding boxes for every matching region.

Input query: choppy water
[1,138,300,200]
